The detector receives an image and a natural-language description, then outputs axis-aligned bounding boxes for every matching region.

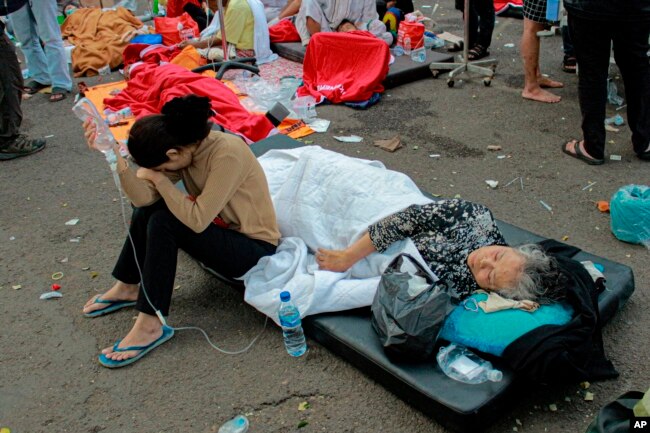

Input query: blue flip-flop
[98,325,175,368]
[84,296,137,318]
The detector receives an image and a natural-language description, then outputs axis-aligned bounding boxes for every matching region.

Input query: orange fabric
[169,45,207,70]
[61,7,143,77]
[277,119,314,139]
[84,81,132,144]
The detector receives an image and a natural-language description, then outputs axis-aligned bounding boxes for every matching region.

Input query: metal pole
[217,0,228,61]
[463,0,470,67]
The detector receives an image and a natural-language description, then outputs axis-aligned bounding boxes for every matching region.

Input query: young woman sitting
[81,95,280,368]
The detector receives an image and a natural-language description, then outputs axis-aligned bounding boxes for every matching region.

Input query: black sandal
[561,140,605,165]
[467,44,489,60]
[562,55,577,73]
[23,80,50,95]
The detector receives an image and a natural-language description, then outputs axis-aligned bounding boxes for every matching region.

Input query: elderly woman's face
[467,245,525,292]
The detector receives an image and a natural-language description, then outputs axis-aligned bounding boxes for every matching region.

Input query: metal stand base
[430,56,498,87]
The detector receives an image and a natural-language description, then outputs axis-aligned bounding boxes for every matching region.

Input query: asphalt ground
[1,2,648,432]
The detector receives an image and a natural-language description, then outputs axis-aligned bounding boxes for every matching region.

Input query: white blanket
[243,146,433,324]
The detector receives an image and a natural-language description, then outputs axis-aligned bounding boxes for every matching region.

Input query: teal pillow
[439,293,574,356]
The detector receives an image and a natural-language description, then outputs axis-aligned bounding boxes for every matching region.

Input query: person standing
[561,0,650,163]
[454,0,495,60]
[0,19,46,160]
[9,0,72,102]
[520,0,563,103]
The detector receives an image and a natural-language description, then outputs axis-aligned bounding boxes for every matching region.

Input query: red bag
[269,19,301,43]
[154,13,199,46]
[397,21,425,50]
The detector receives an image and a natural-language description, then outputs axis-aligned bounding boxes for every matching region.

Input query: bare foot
[83,281,139,315]
[316,248,354,272]
[522,87,561,103]
[538,76,564,88]
[101,313,163,361]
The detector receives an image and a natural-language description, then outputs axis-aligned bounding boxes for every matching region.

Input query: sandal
[562,55,577,73]
[98,325,175,368]
[447,41,464,52]
[561,139,605,165]
[23,80,50,95]
[50,87,68,102]
[467,44,489,61]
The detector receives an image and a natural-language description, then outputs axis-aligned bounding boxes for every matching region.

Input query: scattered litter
[515,419,522,426]
[609,154,622,161]
[40,291,63,300]
[549,404,558,412]
[487,145,502,151]
[607,80,624,106]
[485,180,499,189]
[173,285,181,291]
[333,135,363,143]
[520,178,524,191]
[82,266,90,271]
[69,237,82,243]
[62,203,68,207]
[297,421,309,429]
[12,285,22,290]
[513,428,518,432]
[65,218,80,226]
[504,177,520,187]
[562,235,569,241]
[454,194,462,199]
[9,236,15,241]
[413,146,419,150]
[584,392,594,402]
[60,257,68,263]
[596,201,610,212]
[580,381,591,389]
[564,397,571,402]
[90,271,99,279]
[429,154,441,158]
[52,284,61,291]
[582,182,597,191]
[608,140,615,144]
[504,43,515,48]
[604,124,619,132]
[307,118,330,133]
[51,272,64,280]
[539,200,553,213]
[497,155,507,159]
[373,136,402,152]
[304,140,314,144]
[298,401,310,411]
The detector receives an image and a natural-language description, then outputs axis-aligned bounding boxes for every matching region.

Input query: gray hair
[500,244,554,300]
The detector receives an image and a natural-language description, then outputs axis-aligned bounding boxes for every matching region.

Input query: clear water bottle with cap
[437,344,503,384]
[278,291,307,357]
[218,415,249,433]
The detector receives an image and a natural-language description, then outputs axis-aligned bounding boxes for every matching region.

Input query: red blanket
[297,31,390,104]
[104,62,274,143]
[269,19,301,43]
[494,0,523,14]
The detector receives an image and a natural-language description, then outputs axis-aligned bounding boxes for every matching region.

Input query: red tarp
[269,19,301,43]
[104,62,274,143]
[297,31,390,104]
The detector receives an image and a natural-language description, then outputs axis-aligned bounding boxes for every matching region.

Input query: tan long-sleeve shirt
[118,131,280,245]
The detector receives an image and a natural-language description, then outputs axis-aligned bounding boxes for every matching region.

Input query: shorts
[522,0,547,23]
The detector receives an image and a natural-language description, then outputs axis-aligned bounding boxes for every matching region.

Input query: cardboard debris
[584,392,594,401]
[373,136,402,152]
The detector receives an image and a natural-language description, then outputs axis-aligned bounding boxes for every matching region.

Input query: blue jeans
[9,0,72,91]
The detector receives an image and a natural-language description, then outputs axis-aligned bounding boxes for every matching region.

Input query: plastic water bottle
[218,415,249,433]
[403,36,412,55]
[411,47,426,63]
[72,97,118,170]
[437,344,503,384]
[104,107,134,126]
[278,291,307,357]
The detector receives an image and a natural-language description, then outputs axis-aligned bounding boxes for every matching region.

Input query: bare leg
[82,281,139,314]
[278,0,301,19]
[101,313,163,361]
[306,16,321,35]
[521,18,561,103]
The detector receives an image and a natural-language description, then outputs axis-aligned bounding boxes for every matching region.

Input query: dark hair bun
[161,95,213,144]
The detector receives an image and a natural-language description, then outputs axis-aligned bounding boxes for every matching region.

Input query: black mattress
[270,41,453,89]
[238,134,634,432]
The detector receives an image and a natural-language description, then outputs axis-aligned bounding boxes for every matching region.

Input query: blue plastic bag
[130,34,163,45]
[610,185,650,247]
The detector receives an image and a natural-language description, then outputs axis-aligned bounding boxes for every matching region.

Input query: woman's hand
[136,167,167,186]
[316,248,354,272]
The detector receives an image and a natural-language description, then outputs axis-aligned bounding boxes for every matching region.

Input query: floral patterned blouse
[368,199,507,300]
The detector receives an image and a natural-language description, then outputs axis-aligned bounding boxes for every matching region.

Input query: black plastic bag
[371,253,453,361]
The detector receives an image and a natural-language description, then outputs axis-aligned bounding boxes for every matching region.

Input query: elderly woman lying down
[317,199,562,302]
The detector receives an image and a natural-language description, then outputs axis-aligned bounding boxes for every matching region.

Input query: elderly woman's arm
[317,232,376,272]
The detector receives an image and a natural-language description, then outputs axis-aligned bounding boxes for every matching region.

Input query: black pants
[569,14,650,159]
[455,0,495,49]
[0,28,23,142]
[112,200,277,316]
[183,3,210,32]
